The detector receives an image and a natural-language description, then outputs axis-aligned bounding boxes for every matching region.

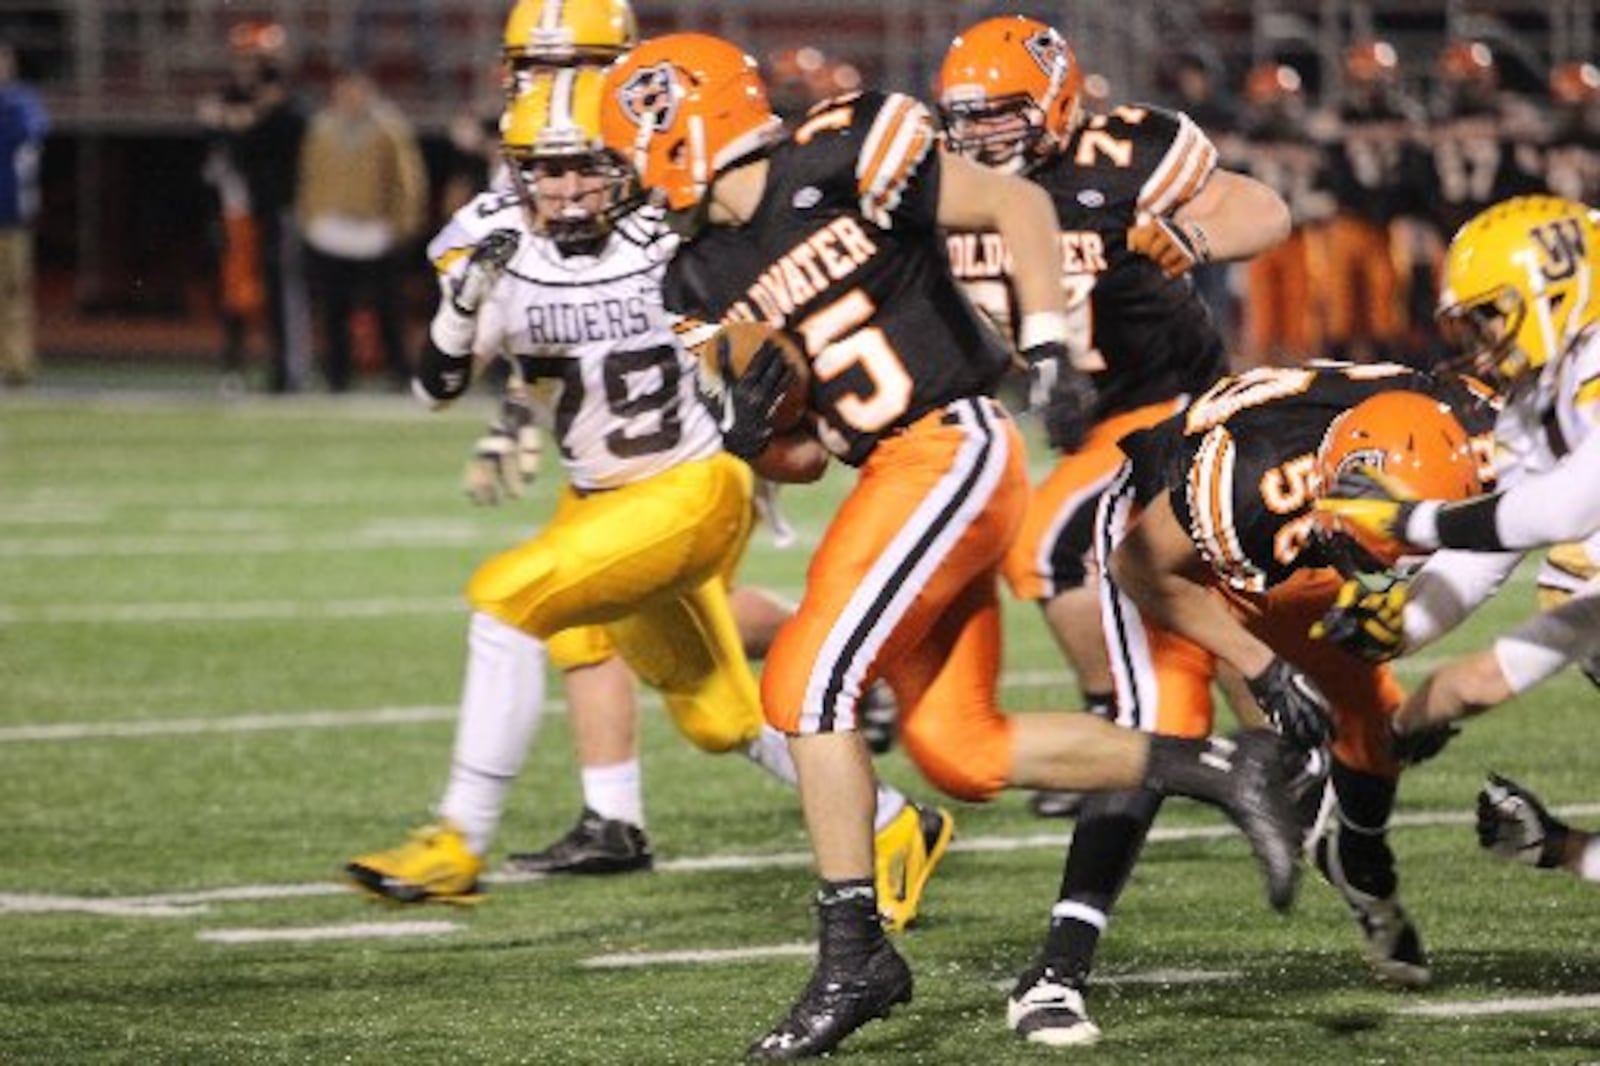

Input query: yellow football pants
[467,452,761,753]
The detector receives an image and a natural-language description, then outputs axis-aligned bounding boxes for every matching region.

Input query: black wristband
[415,343,473,403]
[1434,493,1506,552]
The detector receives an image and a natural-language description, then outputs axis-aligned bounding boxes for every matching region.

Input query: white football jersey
[428,194,721,492]
[1491,326,1600,552]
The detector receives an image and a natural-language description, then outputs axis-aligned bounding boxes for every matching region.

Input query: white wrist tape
[1405,501,1443,551]
[1580,835,1600,883]
[430,304,478,356]
[1018,310,1071,352]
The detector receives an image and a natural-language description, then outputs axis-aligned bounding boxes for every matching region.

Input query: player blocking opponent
[600,33,1303,1060]
[937,16,1290,816]
[1001,363,1498,1045]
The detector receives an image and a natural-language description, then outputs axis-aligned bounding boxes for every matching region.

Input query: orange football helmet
[599,33,782,214]
[1438,39,1496,85]
[937,16,1084,171]
[228,19,286,57]
[1550,61,1600,105]
[1344,38,1398,85]
[1245,63,1303,106]
[1314,390,1483,568]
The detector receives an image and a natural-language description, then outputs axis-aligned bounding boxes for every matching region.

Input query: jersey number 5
[794,289,913,432]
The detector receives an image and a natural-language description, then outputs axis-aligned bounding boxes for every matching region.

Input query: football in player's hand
[702,322,812,432]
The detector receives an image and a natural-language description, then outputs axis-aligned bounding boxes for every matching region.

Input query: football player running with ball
[346,63,945,919]
[600,33,1304,1060]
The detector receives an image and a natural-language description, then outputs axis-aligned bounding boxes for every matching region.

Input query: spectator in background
[0,42,48,389]
[1543,61,1600,205]
[198,39,272,393]
[1317,38,1429,364]
[1235,63,1332,367]
[297,68,428,393]
[226,22,313,394]
[765,45,861,122]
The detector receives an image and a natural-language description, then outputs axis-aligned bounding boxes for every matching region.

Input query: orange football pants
[1320,213,1406,351]
[1004,397,1187,602]
[762,398,1029,801]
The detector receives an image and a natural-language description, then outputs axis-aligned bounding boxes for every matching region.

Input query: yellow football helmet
[1437,195,1600,391]
[502,68,636,246]
[503,0,637,70]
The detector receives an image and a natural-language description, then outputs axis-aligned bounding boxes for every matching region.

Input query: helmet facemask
[1436,285,1529,392]
[507,141,637,252]
[938,93,1053,173]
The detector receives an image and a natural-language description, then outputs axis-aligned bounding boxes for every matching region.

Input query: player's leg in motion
[588,460,945,930]
[1006,402,1184,818]
[750,402,1300,1060]
[503,644,655,878]
[1008,487,1222,1043]
[346,463,736,903]
[1250,573,1429,987]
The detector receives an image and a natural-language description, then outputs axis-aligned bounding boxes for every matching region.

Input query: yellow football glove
[1313,464,1418,549]
[1309,570,1407,662]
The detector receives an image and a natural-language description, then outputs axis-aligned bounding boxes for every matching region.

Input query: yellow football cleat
[874,801,954,932]
[346,821,486,905]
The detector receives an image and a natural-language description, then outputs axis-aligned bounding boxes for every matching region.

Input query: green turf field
[2,383,1597,1064]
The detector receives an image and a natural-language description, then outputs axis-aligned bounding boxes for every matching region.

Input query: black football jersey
[944,104,1227,422]
[662,91,1009,466]
[1119,363,1499,592]
[1424,112,1547,237]
[1320,99,1432,223]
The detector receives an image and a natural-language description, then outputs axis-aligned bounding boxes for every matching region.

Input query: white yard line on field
[9,803,1600,920]
[0,596,465,625]
[198,920,462,944]
[0,706,467,742]
[1397,994,1600,1018]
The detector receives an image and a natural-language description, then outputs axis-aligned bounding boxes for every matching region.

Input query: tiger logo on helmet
[599,33,782,214]
[502,67,637,248]
[1312,390,1485,570]
[937,16,1084,172]
[1436,195,1600,393]
[502,0,637,94]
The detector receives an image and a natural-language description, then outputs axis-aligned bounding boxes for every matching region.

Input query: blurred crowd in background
[0,2,1595,392]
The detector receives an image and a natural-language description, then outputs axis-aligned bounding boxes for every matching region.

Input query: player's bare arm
[935,148,1068,320]
[1108,490,1277,678]
[1172,169,1291,263]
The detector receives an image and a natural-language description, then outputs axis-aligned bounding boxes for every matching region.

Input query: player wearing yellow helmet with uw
[347,68,951,927]
[1317,195,1600,744]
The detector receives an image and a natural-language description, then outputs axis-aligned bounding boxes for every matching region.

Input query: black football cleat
[748,941,913,1060]
[1216,731,1303,913]
[502,807,653,876]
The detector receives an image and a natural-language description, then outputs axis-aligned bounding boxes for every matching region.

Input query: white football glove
[463,393,541,506]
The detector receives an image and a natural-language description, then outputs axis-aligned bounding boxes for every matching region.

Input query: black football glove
[1022,340,1097,453]
[1476,772,1570,868]
[1388,720,1460,766]
[450,228,520,316]
[714,333,797,461]
[1246,657,1334,752]
[1309,571,1407,663]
